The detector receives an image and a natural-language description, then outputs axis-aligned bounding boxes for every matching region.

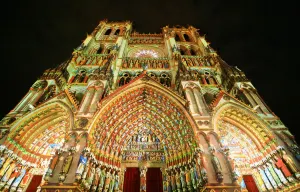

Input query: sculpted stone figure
[76,152,88,176]
[61,152,73,174]
[281,150,300,179]
[211,154,223,183]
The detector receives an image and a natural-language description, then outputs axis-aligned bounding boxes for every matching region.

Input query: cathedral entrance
[123,168,140,192]
[89,82,204,192]
[146,168,163,192]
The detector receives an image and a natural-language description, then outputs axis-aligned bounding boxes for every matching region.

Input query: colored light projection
[28,121,66,156]
[218,120,262,174]
[89,85,197,167]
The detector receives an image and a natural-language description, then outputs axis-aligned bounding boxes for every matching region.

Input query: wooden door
[146,168,163,192]
[123,167,140,192]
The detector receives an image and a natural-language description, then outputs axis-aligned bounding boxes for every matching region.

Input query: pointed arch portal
[89,79,199,168]
[212,103,281,191]
[88,77,203,191]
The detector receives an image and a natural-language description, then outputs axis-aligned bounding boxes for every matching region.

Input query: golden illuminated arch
[212,102,278,168]
[4,101,74,161]
[88,75,199,167]
[127,46,166,58]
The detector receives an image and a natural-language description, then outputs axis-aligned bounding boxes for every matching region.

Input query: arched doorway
[212,103,293,191]
[89,78,204,191]
[1,101,73,191]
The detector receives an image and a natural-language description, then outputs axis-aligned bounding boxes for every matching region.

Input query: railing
[121,57,170,69]
[71,52,110,66]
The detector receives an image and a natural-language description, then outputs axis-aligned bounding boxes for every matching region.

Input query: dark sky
[0,1,298,142]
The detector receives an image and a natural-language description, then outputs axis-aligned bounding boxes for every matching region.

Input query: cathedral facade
[0,20,299,192]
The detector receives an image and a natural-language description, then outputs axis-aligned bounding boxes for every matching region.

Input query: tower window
[104,29,112,35]
[115,29,120,35]
[183,34,191,42]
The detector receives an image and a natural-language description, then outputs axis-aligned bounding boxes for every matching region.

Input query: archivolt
[89,81,199,167]
[212,102,277,157]
[4,101,73,162]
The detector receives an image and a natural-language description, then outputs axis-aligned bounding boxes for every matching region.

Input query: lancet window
[175,33,181,41]
[104,28,112,35]
[183,33,192,42]
[119,73,132,86]
[115,29,120,35]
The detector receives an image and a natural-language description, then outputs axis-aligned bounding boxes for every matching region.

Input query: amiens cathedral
[0,20,299,192]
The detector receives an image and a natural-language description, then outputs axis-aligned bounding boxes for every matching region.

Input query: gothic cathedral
[0,20,299,192]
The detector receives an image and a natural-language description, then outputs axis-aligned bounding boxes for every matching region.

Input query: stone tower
[0,20,299,192]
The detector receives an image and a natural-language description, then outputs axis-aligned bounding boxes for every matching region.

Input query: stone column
[193,88,208,116]
[89,86,104,113]
[23,88,44,111]
[249,91,270,114]
[79,87,95,113]
[140,166,147,192]
[14,89,36,111]
[184,87,200,114]
[241,89,257,107]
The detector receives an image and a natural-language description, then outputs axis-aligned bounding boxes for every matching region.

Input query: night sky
[0,1,298,142]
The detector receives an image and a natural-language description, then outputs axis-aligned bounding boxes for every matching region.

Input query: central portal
[90,85,201,192]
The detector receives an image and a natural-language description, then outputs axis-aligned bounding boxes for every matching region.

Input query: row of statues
[181,57,212,68]
[75,148,120,192]
[122,59,170,69]
[257,149,300,191]
[165,162,208,192]
[0,146,33,191]
[44,147,120,192]
[130,133,160,143]
[122,151,165,162]
[72,53,110,67]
